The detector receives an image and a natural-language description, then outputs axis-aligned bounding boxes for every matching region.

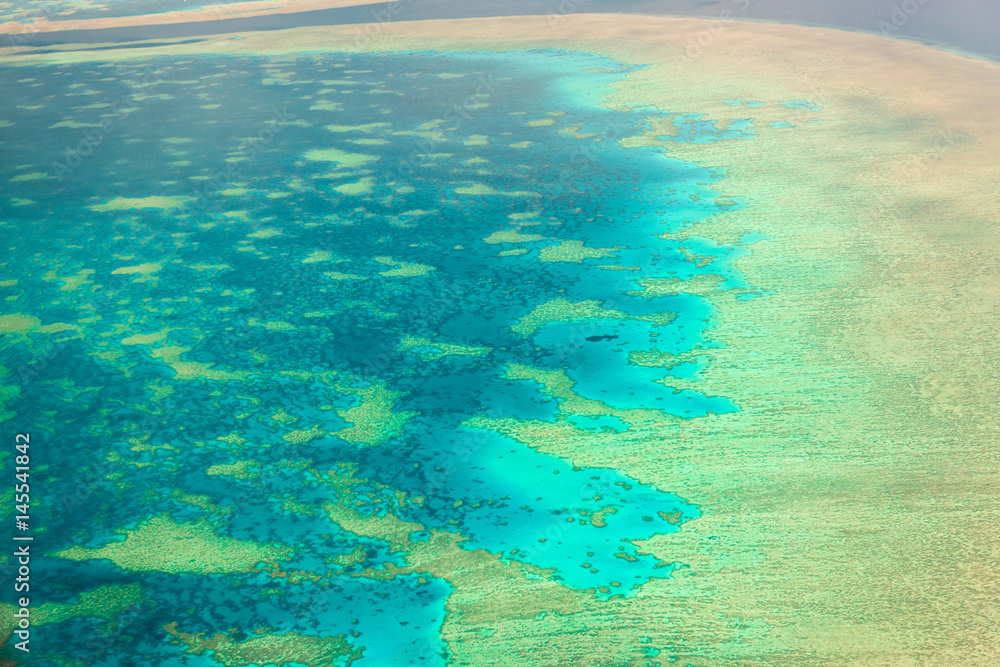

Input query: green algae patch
[164,622,362,667]
[379,264,434,277]
[48,268,95,292]
[52,514,292,574]
[512,298,627,336]
[121,327,176,346]
[0,375,20,423]
[464,415,584,447]
[397,209,433,224]
[309,99,343,111]
[0,584,143,646]
[303,148,379,168]
[222,211,252,224]
[206,460,261,480]
[323,271,367,281]
[328,545,369,568]
[10,171,47,182]
[597,264,640,271]
[89,196,191,212]
[335,382,415,447]
[324,501,424,545]
[111,262,162,276]
[347,138,390,146]
[502,364,595,414]
[538,239,616,263]
[325,122,389,133]
[0,313,41,332]
[302,250,334,264]
[375,256,434,277]
[247,227,286,239]
[629,273,726,299]
[34,584,143,626]
[172,489,228,515]
[398,335,490,360]
[455,183,497,195]
[482,229,545,245]
[629,349,700,370]
[334,177,376,195]
[151,346,253,382]
[270,408,298,425]
[559,123,600,139]
[216,432,248,447]
[282,424,328,445]
[247,318,297,332]
[49,121,103,129]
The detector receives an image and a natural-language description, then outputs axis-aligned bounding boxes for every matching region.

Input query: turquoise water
[781,99,822,110]
[660,111,757,143]
[0,50,769,663]
[532,320,736,416]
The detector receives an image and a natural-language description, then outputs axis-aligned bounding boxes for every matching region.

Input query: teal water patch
[371,422,699,598]
[532,320,737,416]
[782,99,822,110]
[768,121,796,129]
[0,48,788,663]
[660,112,757,143]
[728,118,756,134]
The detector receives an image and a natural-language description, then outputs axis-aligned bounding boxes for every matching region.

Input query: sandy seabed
[3,13,1000,666]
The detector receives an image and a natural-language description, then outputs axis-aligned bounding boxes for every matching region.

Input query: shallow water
[0,49,783,663]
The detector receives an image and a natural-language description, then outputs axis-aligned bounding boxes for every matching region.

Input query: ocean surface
[6,0,1000,64]
[0,49,776,663]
